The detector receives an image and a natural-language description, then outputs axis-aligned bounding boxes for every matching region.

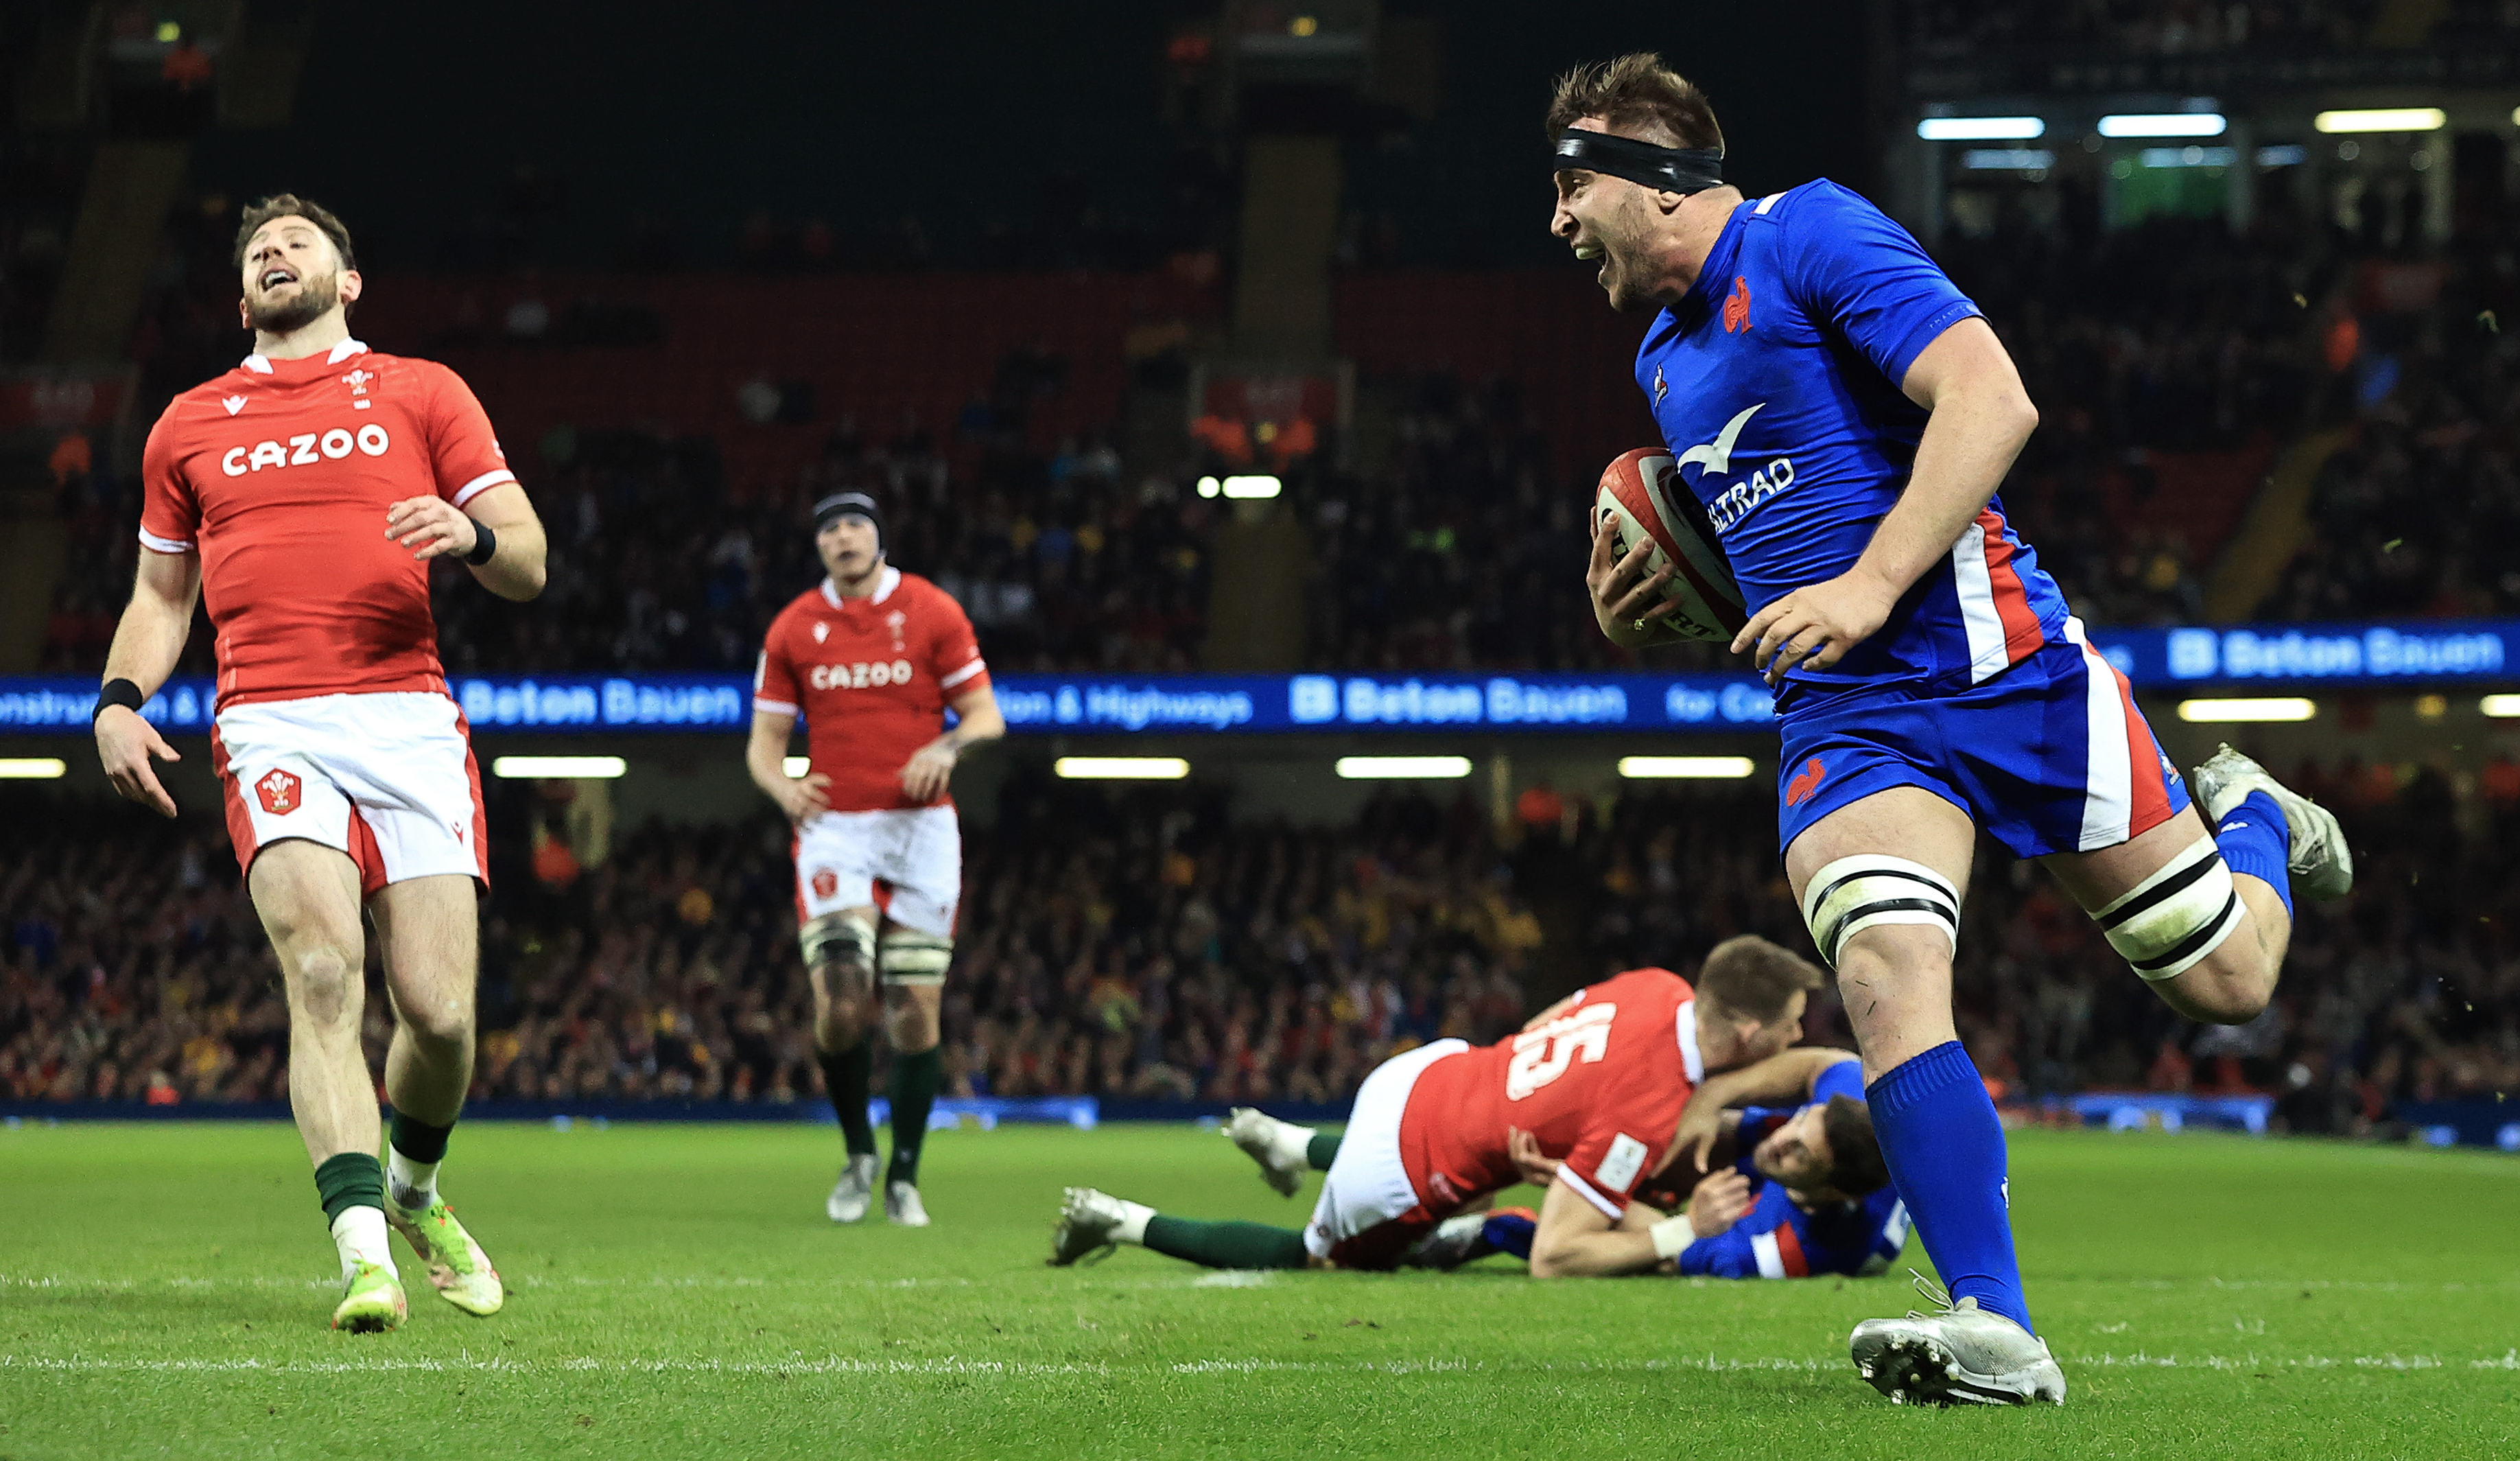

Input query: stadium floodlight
[1196,476,1221,498]
[1054,756,1190,780]
[2099,113,2228,138]
[2481,695,2520,718]
[1221,474,1282,499]
[1916,116,2045,141]
[1618,756,1756,779]
[0,758,67,779]
[783,756,811,778]
[2314,108,2445,133]
[2176,698,2316,723]
[1334,756,1472,780]
[1959,148,2055,171]
[490,755,626,779]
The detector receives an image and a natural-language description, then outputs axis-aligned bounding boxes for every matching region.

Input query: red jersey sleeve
[926,587,989,698]
[419,364,519,509]
[138,405,199,554]
[753,616,801,718]
[1556,1114,1669,1221]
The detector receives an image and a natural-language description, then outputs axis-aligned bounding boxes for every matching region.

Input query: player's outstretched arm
[1732,317,2038,683]
[94,548,201,818]
[384,482,547,600]
[1670,1048,1861,1171]
[1526,1175,1687,1278]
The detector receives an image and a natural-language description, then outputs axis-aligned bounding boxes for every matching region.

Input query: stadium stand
[40,163,2509,681]
[1903,1,2394,55]
[6,768,2512,1131]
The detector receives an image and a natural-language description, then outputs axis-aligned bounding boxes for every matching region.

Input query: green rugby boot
[331,1261,408,1332]
[386,1199,505,1316]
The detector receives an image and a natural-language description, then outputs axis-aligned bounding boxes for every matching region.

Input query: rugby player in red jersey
[748,492,1003,1228]
[1048,937,1822,1272]
[93,195,546,1331]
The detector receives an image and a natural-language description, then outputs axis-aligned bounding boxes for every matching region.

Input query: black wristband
[464,518,497,566]
[93,678,145,723]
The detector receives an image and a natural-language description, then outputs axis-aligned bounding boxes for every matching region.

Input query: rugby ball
[1593,447,1747,642]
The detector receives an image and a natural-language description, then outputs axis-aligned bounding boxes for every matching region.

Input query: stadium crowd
[2254,264,2520,621]
[1903,0,2397,56]
[42,183,2507,683]
[5,760,2512,1137]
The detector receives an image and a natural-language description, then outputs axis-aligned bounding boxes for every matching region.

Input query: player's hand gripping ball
[1590,448,1747,645]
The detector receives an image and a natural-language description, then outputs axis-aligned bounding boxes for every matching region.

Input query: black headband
[812,491,884,546]
[1552,128,1726,196]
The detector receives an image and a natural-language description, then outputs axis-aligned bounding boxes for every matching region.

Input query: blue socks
[2213,790,2294,919]
[1868,1041,2033,1333]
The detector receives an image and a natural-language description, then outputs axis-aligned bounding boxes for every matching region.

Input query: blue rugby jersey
[1636,180,2069,697]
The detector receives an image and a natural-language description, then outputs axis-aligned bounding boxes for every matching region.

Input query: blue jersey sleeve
[1781,181,1983,390]
[1677,1228,1762,1278]
[1812,1057,1865,1105]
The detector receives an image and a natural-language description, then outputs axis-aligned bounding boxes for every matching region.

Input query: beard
[244,270,340,335]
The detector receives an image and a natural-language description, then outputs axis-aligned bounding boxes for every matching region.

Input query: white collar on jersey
[1675,1001,1706,1086]
[239,337,369,374]
[820,565,902,609]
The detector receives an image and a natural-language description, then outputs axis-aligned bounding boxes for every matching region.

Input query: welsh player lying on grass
[1050,941,1828,1272]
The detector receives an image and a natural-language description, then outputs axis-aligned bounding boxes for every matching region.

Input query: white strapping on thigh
[1798,854,1962,969]
[2092,838,2246,982]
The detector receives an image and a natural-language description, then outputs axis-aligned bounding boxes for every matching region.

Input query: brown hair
[1693,934,1824,1026]
[1544,52,1723,153]
[233,194,358,274]
[1820,1094,1890,1197]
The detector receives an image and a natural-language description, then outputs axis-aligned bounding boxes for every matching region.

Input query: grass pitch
[1,1121,2514,1460]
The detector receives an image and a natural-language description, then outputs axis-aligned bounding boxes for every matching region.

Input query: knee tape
[800,911,876,972]
[877,929,952,986]
[2095,839,2245,982]
[1800,856,1962,970]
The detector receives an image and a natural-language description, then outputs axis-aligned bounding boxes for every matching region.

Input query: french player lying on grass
[1463,1054,1909,1279]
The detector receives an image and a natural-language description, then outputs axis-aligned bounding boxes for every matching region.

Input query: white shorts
[1304,1038,1468,1263]
[211,692,488,898]
[792,806,962,939]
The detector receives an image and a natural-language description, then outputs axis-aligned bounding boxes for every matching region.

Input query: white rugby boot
[1850,1275,2065,1406]
[884,1180,930,1228]
[1223,1106,1311,1197]
[2190,744,2354,901]
[826,1153,878,1224]
[1048,1187,1128,1267]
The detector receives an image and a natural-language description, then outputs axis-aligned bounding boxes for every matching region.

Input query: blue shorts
[1776,622,2191,861]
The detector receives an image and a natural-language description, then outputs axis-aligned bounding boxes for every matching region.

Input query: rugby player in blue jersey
[1548,54,2352,1405]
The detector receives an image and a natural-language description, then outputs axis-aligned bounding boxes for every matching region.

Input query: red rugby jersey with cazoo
[138,339,518,707]
[752,567,990,812]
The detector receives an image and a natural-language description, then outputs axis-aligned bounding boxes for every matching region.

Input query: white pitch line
[12,1271,2515,1294]
[0,1274,979,1293]
[7,1351,2515,1379]
[0,1355,1107,1377]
